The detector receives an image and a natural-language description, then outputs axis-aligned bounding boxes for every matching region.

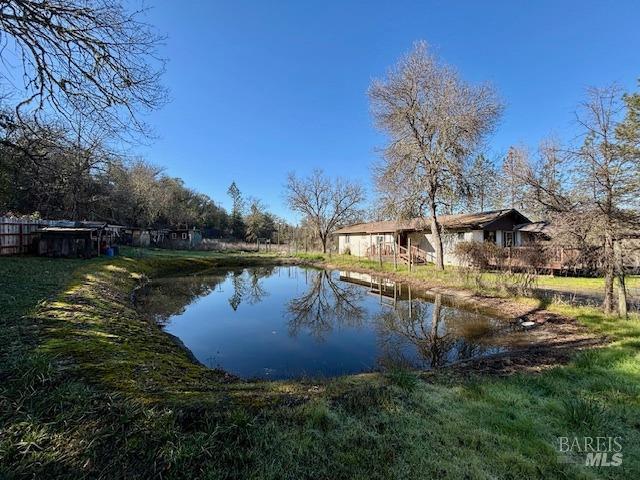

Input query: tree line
[0,0,289,241]
[0,126,293,240]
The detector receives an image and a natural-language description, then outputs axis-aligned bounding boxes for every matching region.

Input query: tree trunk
[429,202,444,270]
[321,235,327,254]
[602,232,615,314]
[615,240,628,319]
[617,275,628,319]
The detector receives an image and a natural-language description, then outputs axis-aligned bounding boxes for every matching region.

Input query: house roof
[514,221,552,235]
[334,209,530,235]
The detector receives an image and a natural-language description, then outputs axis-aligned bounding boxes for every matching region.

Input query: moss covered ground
[1,250,639,479]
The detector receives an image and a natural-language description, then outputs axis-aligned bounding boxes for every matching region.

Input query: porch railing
[366,242,430,264]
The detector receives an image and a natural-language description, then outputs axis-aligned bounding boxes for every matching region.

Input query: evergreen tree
[227,181,246,239]
[467,154,499,212]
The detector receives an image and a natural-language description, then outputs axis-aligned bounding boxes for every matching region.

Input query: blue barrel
[105,247,114,257]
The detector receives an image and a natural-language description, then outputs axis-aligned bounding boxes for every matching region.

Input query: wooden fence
[0,216,53,255]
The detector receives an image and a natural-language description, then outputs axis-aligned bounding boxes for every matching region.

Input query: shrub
[386,367,418,392]
[454,240,549,295]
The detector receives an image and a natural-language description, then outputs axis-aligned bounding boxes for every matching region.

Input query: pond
[136,265,532,380]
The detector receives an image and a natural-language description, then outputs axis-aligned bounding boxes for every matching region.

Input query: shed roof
[334,209,530,235]
[38,227,97,234]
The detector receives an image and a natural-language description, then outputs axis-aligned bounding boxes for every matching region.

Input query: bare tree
[0,0,167,144]
[106,158,166,227]
[519,86,640,315]
[285,169,364,253]
[572,86,640,314]
[369,41,503,269]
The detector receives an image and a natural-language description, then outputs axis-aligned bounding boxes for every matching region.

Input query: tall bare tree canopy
[285,169,364,253]
[0,0,166,143]
[369,41,503,269]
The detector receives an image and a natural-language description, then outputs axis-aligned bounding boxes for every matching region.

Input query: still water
[136,265,528,380]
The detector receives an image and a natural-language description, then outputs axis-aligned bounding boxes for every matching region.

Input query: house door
[504,231,514,247]
[398,232,408,248]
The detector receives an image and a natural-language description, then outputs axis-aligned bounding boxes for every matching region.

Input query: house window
[484,231,496,244]
[504,231,514,247]
[376,235,384,245]
[457,232,465,241]
[171,233,177,239]
[182,233,188,240]
[345,235,350,244]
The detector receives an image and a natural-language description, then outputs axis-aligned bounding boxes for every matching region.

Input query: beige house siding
[339,230,486,266]
[408,230,483,266]
[338,233,394,256]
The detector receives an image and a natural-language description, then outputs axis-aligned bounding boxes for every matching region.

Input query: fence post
[408,237,412,272]
[393,233,397,270]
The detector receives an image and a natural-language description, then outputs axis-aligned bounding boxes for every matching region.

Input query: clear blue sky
[137,0,640,220]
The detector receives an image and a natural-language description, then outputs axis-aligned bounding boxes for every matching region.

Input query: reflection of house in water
[339,270,422,309]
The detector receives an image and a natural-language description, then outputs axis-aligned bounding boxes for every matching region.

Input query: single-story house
[334,209,545,266]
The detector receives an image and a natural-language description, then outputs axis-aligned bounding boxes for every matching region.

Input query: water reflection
[227,266,274,310]
[136,272,227,325]
[287,269,366,340]
[376,293,455,368]
[138,266,523,379]
[294,270,507,369]
[374,292,507,369]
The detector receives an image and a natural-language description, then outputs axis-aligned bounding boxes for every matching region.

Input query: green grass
[1,250,639,479]
[534,275,640,291]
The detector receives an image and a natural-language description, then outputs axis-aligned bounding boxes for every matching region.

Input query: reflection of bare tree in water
[287,270,367,340]
[227,267,274,311]
[376,293,456,368]
[377,290,502,369]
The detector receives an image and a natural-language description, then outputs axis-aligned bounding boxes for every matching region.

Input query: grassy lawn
[533,275,640,292]
[1,251,639,479]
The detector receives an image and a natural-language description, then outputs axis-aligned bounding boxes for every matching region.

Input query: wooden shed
[37,227,100,258]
